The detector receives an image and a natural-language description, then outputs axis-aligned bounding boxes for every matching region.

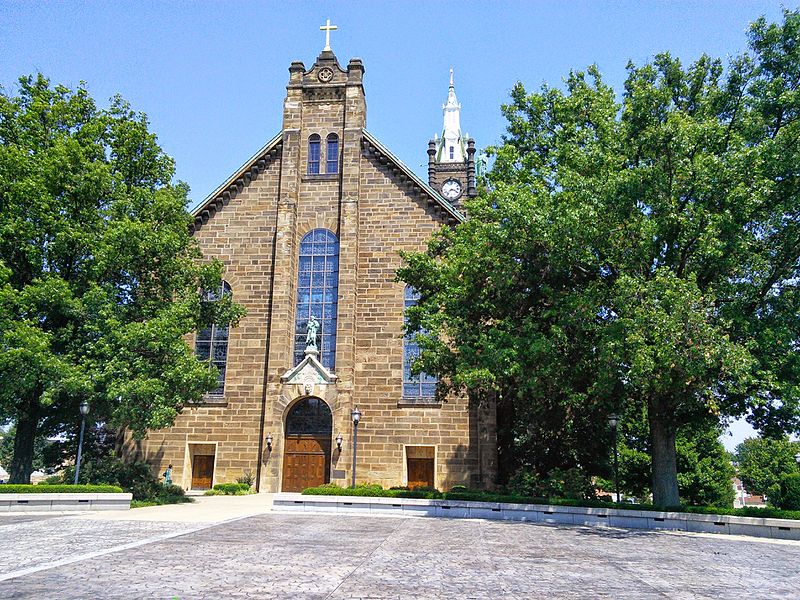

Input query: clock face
[442,179,462,200]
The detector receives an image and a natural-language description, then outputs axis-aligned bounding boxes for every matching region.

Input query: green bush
[130,484,190,508]
[508,467,595,500]
[236,470,256,488]
[302,483,442,499]
[776,473,800,511]
[161,484,186,497]
[42,455,190,506]
[208,482,251,495]
[0,484,123,493]
[61,457,165,501]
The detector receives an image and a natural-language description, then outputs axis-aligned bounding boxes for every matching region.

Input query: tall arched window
[449,145,455,160]
[195,281,232,397]
[307,134,321,174]
[326,133,339,174]
[403,287,437,398]
[294,229,339,370]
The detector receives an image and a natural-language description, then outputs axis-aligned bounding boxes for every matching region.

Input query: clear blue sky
[1,0,784,449]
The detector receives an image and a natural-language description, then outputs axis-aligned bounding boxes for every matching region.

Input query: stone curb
[272,493,800,541]
[0,493,133,513]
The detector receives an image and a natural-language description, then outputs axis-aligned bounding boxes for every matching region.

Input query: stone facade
[125,49,497,493]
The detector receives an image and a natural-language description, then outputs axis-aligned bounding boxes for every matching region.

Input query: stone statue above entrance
[305,315,320,355]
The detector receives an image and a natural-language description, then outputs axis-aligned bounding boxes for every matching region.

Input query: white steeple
[437,68,466,163]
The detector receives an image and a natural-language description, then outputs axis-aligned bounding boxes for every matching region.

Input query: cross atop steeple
[320,19,337,52]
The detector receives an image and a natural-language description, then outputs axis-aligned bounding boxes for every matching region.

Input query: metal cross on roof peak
[320,19,337,52]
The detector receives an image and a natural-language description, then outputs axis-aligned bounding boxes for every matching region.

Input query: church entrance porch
[281,397,332,492]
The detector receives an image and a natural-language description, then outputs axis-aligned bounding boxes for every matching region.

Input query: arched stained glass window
[308,134,321,174]
[294,229,339,370]
[195,281,232,397]
[403,287,438,398]
[285,397,332,435]
[326,133,339,174]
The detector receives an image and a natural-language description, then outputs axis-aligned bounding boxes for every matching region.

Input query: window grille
[294,229,339,370]
[326,133,339,173]
[195,281,232,396]
[403,287,437,398]
[308,134,321,174]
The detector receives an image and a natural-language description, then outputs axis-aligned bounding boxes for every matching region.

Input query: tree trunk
[649,411,680,507]
[9,406,39,484]
[495,388,518,485]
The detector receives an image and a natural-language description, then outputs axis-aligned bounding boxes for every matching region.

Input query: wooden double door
[281,435,331,492]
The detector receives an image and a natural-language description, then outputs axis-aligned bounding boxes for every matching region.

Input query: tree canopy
[399,10,800,506]
[0,75,243,483]
[736,436,800,501]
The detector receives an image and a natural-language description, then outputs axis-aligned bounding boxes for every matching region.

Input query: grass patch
[300,484,800,521]
[0,484,123,494]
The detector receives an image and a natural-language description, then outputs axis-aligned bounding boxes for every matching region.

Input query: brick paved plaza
[1,508,799,599]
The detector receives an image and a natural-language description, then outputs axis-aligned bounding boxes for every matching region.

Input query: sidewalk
[73,492,274,523]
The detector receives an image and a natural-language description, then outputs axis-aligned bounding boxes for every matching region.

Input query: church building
[129,30,497,493]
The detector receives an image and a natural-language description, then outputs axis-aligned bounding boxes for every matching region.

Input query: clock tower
[427,69,477,210]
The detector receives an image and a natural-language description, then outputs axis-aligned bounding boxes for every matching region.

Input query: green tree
[735,436,800,502]
[399,10,800,506]
[0,425,59,474]
[600,407,735,506]
[675,424,736,507]
[0,75,244,483]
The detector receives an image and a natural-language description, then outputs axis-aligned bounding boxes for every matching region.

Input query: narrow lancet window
[308,134,321,174]
[326,133,339,174]
[294,229,339,370]
[403,287,438,398]
[195,281,232,396]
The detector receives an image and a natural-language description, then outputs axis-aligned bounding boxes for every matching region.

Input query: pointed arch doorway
[281,397,333,492]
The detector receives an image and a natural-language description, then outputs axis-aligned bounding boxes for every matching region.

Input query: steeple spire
[437,68,464,163]
[427,67,477,207]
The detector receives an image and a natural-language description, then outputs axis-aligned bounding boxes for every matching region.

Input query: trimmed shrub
[0,484,123,493]
[302,484,442,499]
[300,484,800,521]
[208,482,251,495]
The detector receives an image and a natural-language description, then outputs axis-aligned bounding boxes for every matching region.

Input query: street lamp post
[73,400,90,485]
[608,414,620,503]
[351,407,361,488]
